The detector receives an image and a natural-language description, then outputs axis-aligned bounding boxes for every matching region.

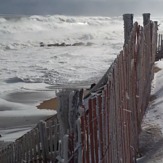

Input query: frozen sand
[137,61,163,163]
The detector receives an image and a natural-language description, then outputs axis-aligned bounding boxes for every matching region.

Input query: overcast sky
[0,0,162,16]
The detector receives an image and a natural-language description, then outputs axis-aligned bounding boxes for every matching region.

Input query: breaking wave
[0,15,124,50]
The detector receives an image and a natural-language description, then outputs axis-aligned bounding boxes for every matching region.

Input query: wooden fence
[0,115,59,163]
[56,20,157,163]
[81,22,156,163]
[0,17,157,163]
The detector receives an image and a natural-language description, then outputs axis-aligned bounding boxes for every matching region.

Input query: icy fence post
[38,120,48,162]
[123,14,133,44]
[143,13,150,26]
[57,89,82,163]
[57,90,70,138]
[63,135,69,162]
[56,90,70,162]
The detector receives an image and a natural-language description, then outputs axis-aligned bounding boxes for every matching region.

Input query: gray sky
[0,0,162,16]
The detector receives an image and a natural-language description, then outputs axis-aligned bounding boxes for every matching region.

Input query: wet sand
[0,91,57,105]
[0,86,90,144]
[0,90,57,143]
[37,97,59,110]
[0,115,50,129]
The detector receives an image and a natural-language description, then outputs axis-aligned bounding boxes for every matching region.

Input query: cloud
[0,0,162,16]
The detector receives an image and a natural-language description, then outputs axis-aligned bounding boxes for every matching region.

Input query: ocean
[0,14,162,142]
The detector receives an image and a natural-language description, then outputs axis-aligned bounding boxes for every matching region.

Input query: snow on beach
[137,61,163,163]
[145,61,163,134]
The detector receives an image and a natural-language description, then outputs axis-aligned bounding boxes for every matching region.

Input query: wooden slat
[31,129,36,162]
[92,98,98,163]
[85,112,90,163]
[98,95,104,161]
[81,115,86,163]
[88,99,95,163]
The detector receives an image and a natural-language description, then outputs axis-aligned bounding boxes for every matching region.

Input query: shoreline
[0,90,57,142]
[0,85,90,143]
[37,97,59,110]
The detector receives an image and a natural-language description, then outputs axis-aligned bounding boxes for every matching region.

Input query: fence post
[57,89,81,162]
[123,14,133,44]
[154,21,158,29]
[76,118,82,163]
[57,89,81,134]
[38,121,48,162]
[143,13,150,26]
[63,135,69,163]
[57,90,70,162]
[57,90,70,138]
[154,21,158,48]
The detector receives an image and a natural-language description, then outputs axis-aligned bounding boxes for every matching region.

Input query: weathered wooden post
[57,89,82,163]
[154,21,158,29]
[143,13,150,26]
[123,14,133,44]
[154,21,158,45]
[57,90,70,137]
[56,90,71,162]
[153,21,159,61]
[38,121,48,162]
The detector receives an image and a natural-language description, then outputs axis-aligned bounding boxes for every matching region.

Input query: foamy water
[0,15,125,91]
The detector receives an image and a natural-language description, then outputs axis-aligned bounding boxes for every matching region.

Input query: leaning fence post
[123,13,133,44]
[154,21,158,29]
[57,89,81,162]
[154,21,158,47]
[76,118,82,163]
[57,90,70,162]
[38,121,48,162]
[143,13,150,26]
[63,135,69,163]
